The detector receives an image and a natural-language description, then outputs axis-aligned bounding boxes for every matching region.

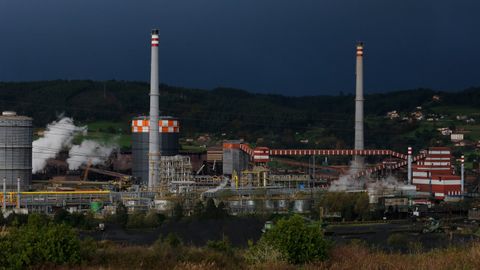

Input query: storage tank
[131,116,179,185]
[0,111,32,191]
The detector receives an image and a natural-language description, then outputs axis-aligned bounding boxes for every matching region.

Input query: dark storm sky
[0,1,479,96]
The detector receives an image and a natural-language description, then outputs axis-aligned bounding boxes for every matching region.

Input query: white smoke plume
[329,159,366,191]
[32,117,86,173]
[329,160,406,192]
[33,117,117,173]
[67,140,116,170]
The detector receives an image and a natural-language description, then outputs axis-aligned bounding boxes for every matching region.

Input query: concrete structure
[0,111,32,191]
[222,141,248,176]
[132,116,180,186]
[354,42,365,169]
[412,147,461,200]
[148,29,160,190]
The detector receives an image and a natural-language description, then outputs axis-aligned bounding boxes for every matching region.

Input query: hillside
[0,80,479,154]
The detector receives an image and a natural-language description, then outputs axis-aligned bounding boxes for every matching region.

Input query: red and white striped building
[412,147,461,200]
[131,118,180,133]
[253,147,270,163]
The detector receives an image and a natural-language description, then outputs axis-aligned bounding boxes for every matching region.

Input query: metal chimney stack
[461,155,465,194]
[407,147,413,184]
[354,42,365,168]
[148,29,160,190]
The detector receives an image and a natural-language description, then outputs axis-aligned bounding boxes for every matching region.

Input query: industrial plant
[0,32,470,220]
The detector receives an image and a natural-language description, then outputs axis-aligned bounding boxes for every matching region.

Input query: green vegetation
[2,80,480,152]
[387,233,409,250]
[0,214,82,269]
[53,209,98,230]
[249,215,331,264]
[3,212,480,269]
[195,198,229,219]
[318,192,371,221]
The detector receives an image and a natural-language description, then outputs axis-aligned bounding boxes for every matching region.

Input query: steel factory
[0,31,470,220]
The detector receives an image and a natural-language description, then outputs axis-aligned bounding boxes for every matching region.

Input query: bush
[387,233,409,251]
[206,237,233,255]
[0,220,82,268]
[53,209,97,230]
[261,214,330,264]
[172,203,184,221]
[200,199,229,219]
[53,209,70,223]
[127,211,146,229]
[144,210,165,228]
[193,201,204,218]
[165,233,182,248]
[4,212,28,227]
[244,238,285,265]
[116,202,128,227]
[319,192,370,221]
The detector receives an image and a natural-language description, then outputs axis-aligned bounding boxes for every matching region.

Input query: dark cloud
[0,0,479,95]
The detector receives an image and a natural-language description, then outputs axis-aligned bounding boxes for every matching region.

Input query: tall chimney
[2,178,6,211]
[354,42,364,169]
[407,146,412,184]
[461,155,465,194]
[148,29,160,190]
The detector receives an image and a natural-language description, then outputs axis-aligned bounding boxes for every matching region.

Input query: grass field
[73,120,132,150]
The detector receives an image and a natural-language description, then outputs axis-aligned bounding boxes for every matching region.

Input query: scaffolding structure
[156,155,193,193]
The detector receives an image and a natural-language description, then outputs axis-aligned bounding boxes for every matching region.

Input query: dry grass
[79,241,245,270]
[302,242,480,270]
[53,240,480,270]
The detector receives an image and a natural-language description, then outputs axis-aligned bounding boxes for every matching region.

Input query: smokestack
[16,177,20,208]
[407,146,412,185]
[2,178,5,211]
[148,29,160,190]
[354,42,364,168]
[461,155,465,194]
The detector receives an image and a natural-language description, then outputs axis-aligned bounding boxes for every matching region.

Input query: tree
[354,193,370,220]
[261,215,330,264]
[165,233,181,248]
[0,221,82,268]
[204,198,218,219]
[216,201,229,218]
[53,209,70,224]
[193,201,204,218]
[0,210,5,226]
[126,211,145,228]
[116,202,128,227]
[206,236,233,255]
[172,203,184,221]
[144,210,164,228]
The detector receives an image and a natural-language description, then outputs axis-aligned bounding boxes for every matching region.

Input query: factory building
[412,147,461,200]
[0,111,32,191]
[131,116,180,186]
[222,140,248,176]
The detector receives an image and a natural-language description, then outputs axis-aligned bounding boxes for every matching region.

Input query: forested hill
[0,80,478,150]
